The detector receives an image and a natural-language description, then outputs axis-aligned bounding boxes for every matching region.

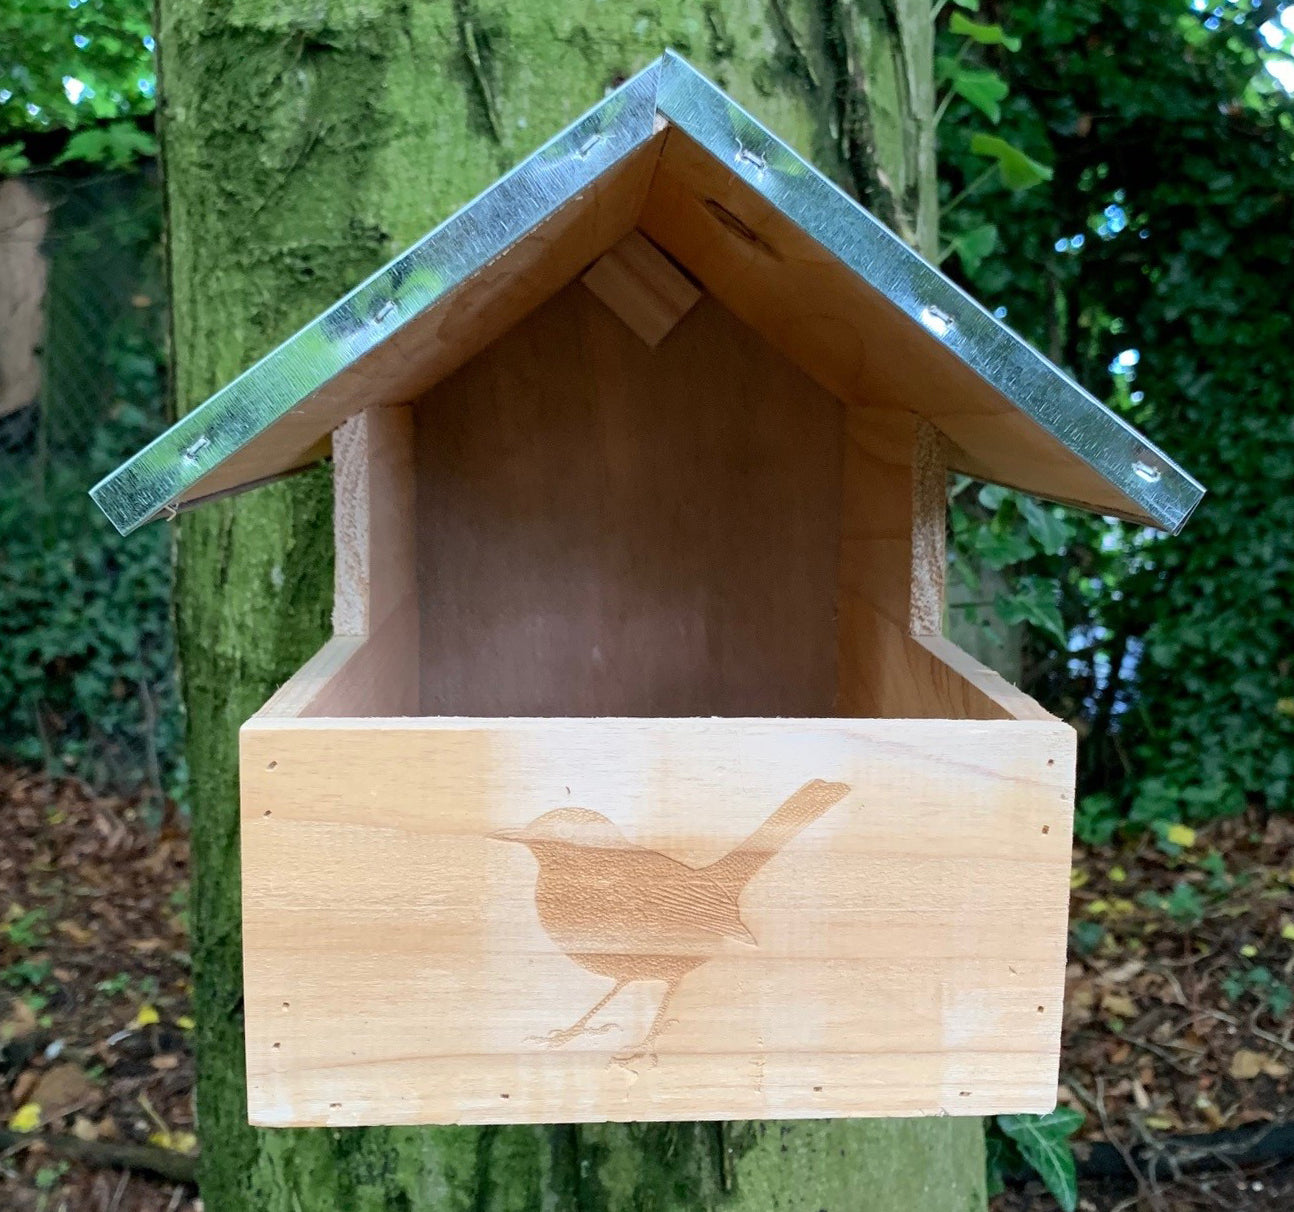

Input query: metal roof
[91,51,1203,535]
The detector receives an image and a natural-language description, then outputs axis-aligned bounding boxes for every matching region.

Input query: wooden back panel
[412,283,844,717]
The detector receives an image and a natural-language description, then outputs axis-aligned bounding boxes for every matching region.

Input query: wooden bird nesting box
[94,53,1203,1128]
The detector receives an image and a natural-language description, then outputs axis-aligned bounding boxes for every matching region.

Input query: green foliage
[969,132,1053,189]
[1137,879,1206,927]
[937,2,1049,276]
[55,118,156,167]
[1074,792,1120,846]
[0,958,52,991]
[1222,964,1293,1020]
[0,315,179,795]
[0,0,155,171]
[949,480,1074,648]
[94,971,134,999]
[939,0,1294,829]
[0,141,32,172]
[34,1162,70,1191]
[987,1108,1083,1211]
[942,219,998,273]
[949,13,1022,53]
[0,0,173,794]
[939,58,1009,122]
[1069,918,1105,955]
[2,908,50,950]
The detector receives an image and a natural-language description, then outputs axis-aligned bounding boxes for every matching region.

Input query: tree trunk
[165,1,983,1207]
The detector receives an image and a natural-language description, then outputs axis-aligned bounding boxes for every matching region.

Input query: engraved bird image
[490,779,850,1059]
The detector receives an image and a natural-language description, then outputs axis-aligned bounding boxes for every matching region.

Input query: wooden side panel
[240,715,1075,1126]
[412,284,843,717]
[915,634,1059,723]
[837,405,945,638]
[254,600,421,720]
[257,403,418,720]
[332,404,417,638]
[254,637,366,720]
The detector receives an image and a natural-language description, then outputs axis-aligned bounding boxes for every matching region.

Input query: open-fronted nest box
[95,53,1202,1128]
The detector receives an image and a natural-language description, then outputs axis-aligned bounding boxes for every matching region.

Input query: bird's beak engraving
[499,779,851,1064]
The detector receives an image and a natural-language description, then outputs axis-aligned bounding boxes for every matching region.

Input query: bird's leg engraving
[613,978,683,1065]
[529,979,627,1048]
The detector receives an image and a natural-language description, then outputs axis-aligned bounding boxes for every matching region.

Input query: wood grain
[837,405,946,638]
[254,598,420,719]
[240,715,1075,1126]
[238,150,1080,1130]
[263,402,421,719]
[332,404,416,639]
[581,230,701,346]
[411,282,843,717]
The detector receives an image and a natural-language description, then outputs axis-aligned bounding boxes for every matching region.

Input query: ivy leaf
[984,1132,1011,1198]
[952,66,1009,123]
[973,522,1036,570]
[1018,497,1073,555]
[947,222,998,274]
[977,483,1010,511]
[996,1108,1083,1212]
[0,142,32,175]
[951,0,981,9]
[950,13,1022,51]
[54,122,158,170]
[995,575,1067,644]
[970,133,1053,190]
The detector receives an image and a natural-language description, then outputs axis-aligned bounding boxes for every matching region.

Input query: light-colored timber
[240,715,1075,1126]
[411,284,843,718]
[637,128,1150,521]
[238,277,1076,1126]
[581,230,701,347]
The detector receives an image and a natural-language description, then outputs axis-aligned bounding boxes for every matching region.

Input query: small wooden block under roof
[581,231,702,346]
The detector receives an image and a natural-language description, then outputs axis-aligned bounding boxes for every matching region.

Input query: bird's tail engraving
[704,779,851,890]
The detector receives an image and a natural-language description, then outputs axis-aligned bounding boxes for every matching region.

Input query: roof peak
[91,52,1201,536]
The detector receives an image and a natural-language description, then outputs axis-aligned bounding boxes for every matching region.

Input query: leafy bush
[939,0,1294,828]
[0,329,180,796]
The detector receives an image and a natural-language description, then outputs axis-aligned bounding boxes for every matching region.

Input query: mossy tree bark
[166,1,982,1207]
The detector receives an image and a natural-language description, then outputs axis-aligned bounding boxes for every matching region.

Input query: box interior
[413,281,840,717]
[256,238,1052,729]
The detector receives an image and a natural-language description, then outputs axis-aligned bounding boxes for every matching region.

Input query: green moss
[164,0,981,1206]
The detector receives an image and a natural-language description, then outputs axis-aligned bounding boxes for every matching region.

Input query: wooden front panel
[412,282,843,717]
[240,715,1074,1126]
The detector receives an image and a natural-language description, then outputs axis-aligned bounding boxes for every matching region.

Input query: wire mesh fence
[0,167,181,801]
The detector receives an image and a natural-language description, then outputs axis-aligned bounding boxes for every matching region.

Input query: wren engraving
[491,779,850,1059]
